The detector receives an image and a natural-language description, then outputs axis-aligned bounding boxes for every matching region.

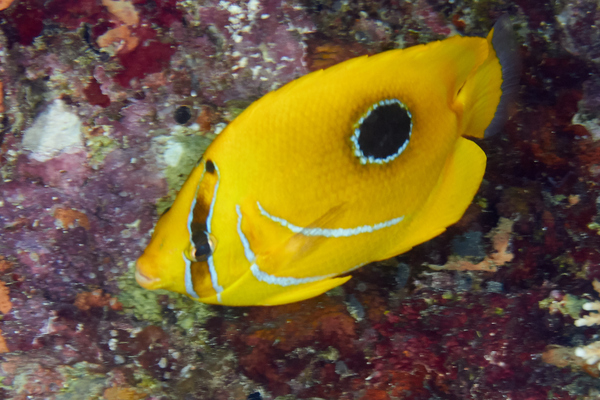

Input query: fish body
[136,17,519,306]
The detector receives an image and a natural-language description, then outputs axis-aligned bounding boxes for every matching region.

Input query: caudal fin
[484,15,521,137]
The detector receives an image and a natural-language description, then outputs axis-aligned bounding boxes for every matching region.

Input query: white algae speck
[23,99,83,162]
[163,140,184,167]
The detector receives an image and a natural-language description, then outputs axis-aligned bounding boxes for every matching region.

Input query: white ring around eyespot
[350,98,412,165]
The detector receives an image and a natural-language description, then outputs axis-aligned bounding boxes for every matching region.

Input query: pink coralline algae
[370,292,551,399]
[2,0,600,399]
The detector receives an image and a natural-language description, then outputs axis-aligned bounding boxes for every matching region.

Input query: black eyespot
[352,99,412,164]
[191,222,212,262]
[174,105,192,125]
[247,393,262,400]
[205,160,215,173]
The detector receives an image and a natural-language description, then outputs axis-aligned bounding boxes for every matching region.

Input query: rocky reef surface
[1,0,600,399]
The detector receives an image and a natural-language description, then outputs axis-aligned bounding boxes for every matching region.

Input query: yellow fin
[383,137,486,257]
[458,15,520,139]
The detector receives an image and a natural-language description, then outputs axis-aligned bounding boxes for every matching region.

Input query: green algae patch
[132,369,162,392]
[86,130,119,169]
[117,266,170,324]
[164,134,213,190]
[539,294,587,320]
[223,99,253,122]
[117,265,216,339]
[154,132,213,215]
[55,362,106,400]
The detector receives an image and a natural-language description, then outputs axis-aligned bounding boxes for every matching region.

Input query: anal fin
[257,275,352,306]
[384,137,486,257]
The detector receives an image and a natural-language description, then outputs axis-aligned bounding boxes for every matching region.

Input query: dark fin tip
[484,15,522,138]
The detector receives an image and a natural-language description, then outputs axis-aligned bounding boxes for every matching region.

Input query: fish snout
[135,257,163,289]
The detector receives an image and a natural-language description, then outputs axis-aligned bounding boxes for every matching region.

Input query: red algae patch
[53,208,90,230]
[0,81,4,114]
[115,41,176,87]
[305,40,370,71]
[360,389,390,400]
[542,345,586,369]
[0,256,12,272]
[83,77,111,108]
[103,386,147,400]
[0,329,9,353]
[97,25,140,55]
[0,282,11,314]
[102,0,139,26]
[221,296,360,396]
[74,289,122,311]
[429,218,515,272]
[10,1,44,45]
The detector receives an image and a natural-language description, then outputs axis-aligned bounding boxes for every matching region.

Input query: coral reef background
[1,0,600,399]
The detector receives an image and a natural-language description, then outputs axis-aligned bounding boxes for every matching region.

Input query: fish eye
[189,222,214,262]
[191,234,212,262]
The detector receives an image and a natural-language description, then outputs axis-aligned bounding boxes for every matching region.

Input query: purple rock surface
[0,1,600,399]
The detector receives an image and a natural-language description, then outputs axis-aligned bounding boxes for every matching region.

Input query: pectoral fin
[224,201,353,305]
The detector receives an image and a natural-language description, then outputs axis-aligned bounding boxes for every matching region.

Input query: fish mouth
[135,267,161,289]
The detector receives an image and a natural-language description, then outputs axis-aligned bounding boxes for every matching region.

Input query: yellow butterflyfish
[136,16,520,306]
